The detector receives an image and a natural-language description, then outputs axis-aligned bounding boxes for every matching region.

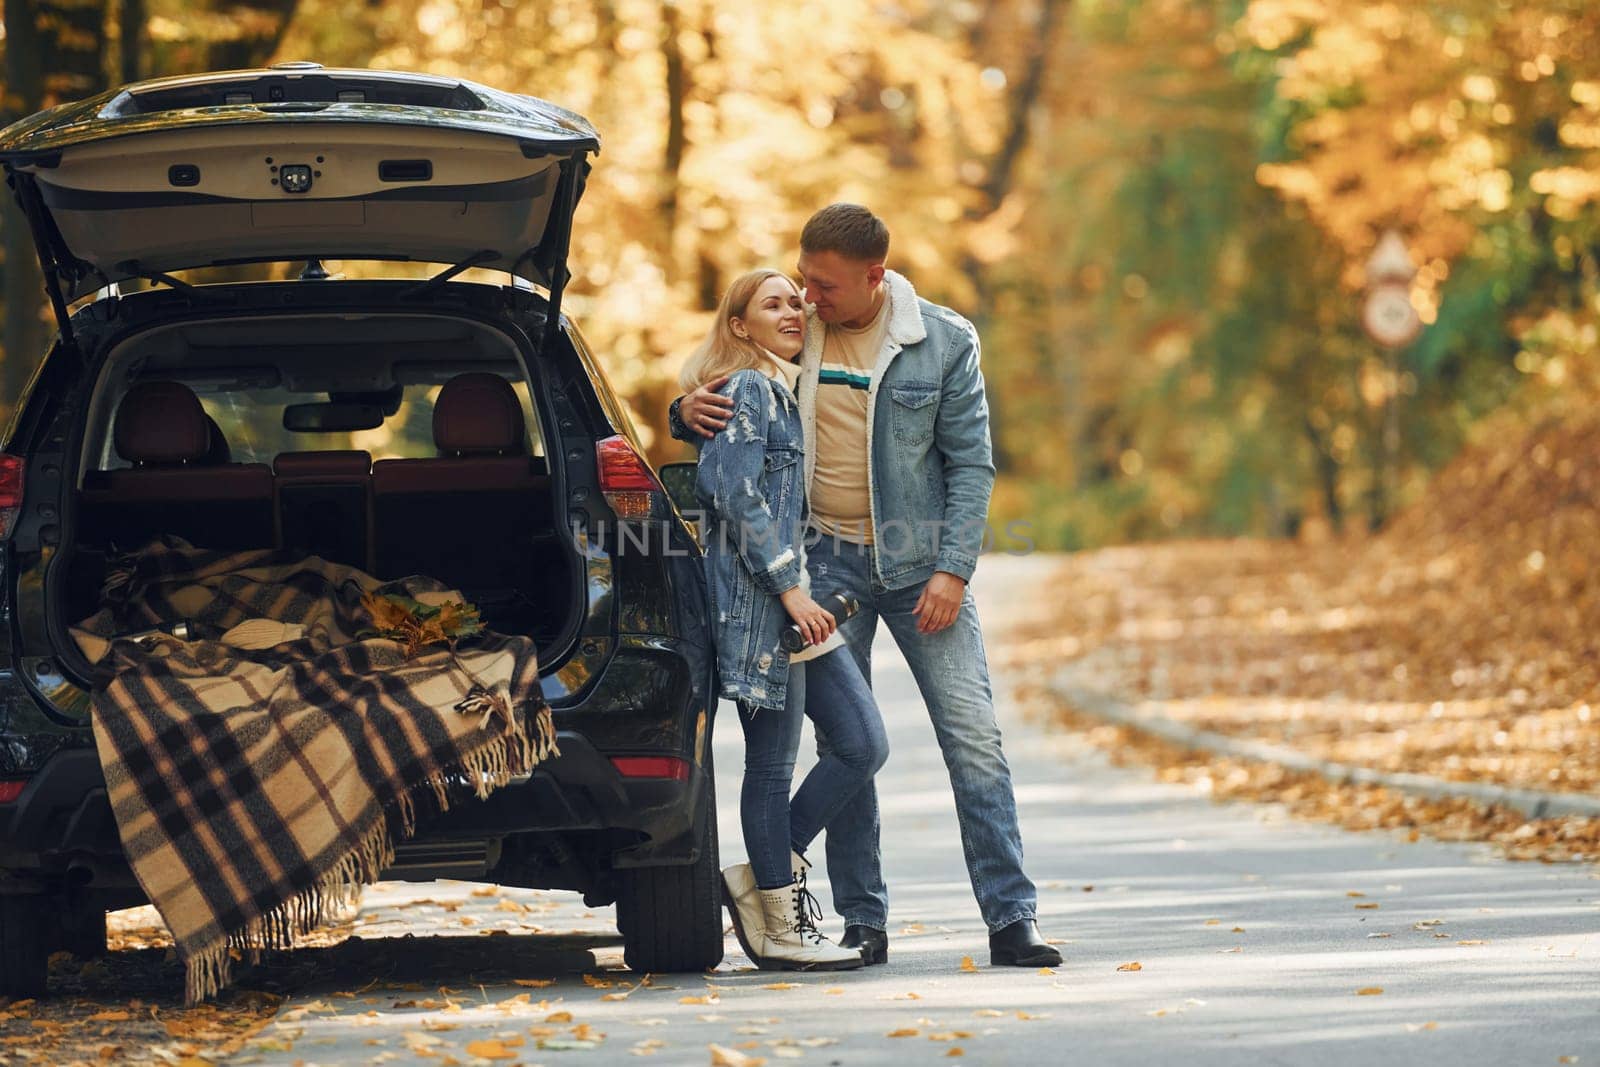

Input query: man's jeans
[806,532,1038,933]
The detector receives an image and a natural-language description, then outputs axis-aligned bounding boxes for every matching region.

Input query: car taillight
[0,779,27,803]
[0,455,22,540]
[596,435,662,521]
[609,756,690,781]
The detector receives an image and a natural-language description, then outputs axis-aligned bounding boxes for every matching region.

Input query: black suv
[0,64,721,996]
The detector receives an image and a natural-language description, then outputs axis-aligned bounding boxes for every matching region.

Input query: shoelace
[789,879,828,944]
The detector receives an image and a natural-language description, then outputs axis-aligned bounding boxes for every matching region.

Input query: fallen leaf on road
[87,1011,130,1022]
[1037,967,1056,976]
[514,978,556,988]
[1368,933,1393,939]
[1347,891,1366,898]
[679,995,720,1005]
[710,1044,766,1067]
[470,886,499,897]
[823,988,844,995]
[1456,940,1487,946]
[973,1009,1005,1018]
[582,975,615,988]
[1557,1057,1577,1064]
[1017,1011,1050,1021]
[1204,919,1220,926]
[1355,903,1381,910]
[1414,919,1445,929]
[947,1049,966,1058]
[1117,962,1142,972]
[959,956,978,973]
[1356,988,1384,996]
[1231,927,1245,933]
[929,1031,973,1041]
[761,983,799,990]
[887,1028,920,1038]
[421,1020,458,1032]
[1406,1022,1439,1033]
[546,1010,574,1022]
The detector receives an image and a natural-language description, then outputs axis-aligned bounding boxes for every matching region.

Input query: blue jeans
[736,646,890,890]
[806,533,1038,933]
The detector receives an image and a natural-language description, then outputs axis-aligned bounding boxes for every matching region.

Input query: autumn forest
[2,0,1598,550]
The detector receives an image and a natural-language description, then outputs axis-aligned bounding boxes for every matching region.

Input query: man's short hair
[800,204,890,262]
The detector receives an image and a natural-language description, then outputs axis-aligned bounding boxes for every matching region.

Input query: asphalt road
[216,554,1597,1066]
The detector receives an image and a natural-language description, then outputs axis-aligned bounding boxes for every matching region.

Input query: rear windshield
[92,378,544,470]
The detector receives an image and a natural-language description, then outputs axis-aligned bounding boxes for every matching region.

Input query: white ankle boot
[755,881,864,971]
[722,863,768,963]
[724,850,820,965]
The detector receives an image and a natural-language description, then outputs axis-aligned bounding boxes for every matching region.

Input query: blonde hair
[678,269,798,393]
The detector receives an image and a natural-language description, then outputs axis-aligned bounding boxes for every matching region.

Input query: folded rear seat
[80,382,274,551]
[372,373,553,601]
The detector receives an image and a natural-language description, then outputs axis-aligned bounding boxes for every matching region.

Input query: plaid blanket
[71,537,557,1003]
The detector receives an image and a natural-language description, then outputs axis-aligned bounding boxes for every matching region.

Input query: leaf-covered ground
[1003,406,1600,863]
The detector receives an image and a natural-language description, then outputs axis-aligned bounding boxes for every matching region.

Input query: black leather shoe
[839,924,888,966]
[988,919,1062,967]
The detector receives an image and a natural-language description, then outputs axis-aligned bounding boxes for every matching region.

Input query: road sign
[1363,230,1423,349]
[1363,285,1423,349]
[1366,230,1417,285]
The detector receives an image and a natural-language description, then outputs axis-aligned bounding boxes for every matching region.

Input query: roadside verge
[1052,680,1600,821]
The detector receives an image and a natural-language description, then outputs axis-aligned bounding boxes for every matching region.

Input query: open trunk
[54,309,584,675]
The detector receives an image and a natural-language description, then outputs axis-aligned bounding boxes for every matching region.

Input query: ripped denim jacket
[693,368,806,711]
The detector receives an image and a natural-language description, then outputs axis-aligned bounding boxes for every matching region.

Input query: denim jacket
[673,271,995,592]
[694,368,807,711]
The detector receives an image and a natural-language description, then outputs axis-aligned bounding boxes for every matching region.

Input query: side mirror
[658,462,700,515]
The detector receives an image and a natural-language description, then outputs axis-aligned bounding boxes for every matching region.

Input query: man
[669,204,1058,968]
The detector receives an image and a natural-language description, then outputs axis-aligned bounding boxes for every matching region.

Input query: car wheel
[0,894,52,997]
[614,756,725,974]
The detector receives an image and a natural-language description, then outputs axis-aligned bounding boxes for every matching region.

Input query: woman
[684,269,889,971]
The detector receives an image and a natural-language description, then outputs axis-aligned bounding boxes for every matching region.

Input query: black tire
[614,758,724,974]
[0,895,52,998]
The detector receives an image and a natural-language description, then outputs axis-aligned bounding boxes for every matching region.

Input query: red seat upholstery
[80,382,273,551]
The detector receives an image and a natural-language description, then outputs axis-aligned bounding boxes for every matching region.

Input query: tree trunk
[121,0,144,83]
[1302,414,1344,533]
[659,0,688,281]
[2,0,111,413]
[959,0,1068,473]
[201,0,300,70]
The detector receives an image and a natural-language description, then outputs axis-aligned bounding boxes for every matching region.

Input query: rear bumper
[0,730,707,884]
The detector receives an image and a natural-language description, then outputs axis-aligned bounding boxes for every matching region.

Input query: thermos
[780,593,859,652]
